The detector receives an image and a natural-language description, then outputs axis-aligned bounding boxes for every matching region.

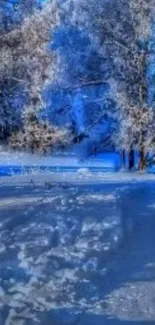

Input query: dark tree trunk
[129,148,134,170]
[121,149,126,169]
[138,147,145,170]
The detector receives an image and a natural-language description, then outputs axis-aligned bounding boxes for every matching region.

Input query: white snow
[0,147,155,324]
[0,145,119,169]
[0,178,126,323]
[0,287,5,297]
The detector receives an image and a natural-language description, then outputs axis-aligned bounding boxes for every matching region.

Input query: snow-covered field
[1,148,155,324]
[0,147,120,176]
[1,171,155,324]
[0,180,124,325]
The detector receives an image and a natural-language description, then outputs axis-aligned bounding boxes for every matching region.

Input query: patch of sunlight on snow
[43,195,62,203]
[0,287,5,297]
[76,168,92,175]
[103,246,110,251]
[148,203,155,209]
[0,244,6,254]
[146,262,155,268]
[55,269,78,282]
[77,193,116,204]
[113,235,119,242]
[17,244,30,270]
[81,220,116,233]
[0,196,43,208]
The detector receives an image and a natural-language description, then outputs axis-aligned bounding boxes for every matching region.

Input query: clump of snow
[0,244,6,254]
[76,168,92,176]
[0,286,5,297]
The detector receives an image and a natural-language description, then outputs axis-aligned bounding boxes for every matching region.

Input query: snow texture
[0,176,133,325]
[1,173,155,324]
[0,147,121,176]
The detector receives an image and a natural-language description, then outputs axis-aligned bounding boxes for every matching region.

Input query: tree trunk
[121,149,126,169]
[129,147,134,170]
[138,147,145,170]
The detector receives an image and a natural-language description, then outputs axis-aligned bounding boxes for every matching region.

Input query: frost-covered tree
[69,0,154,167]
[1,0,154,158]
[10,106,71,153]
[0,0,41,33]
[0,0,71,151]
[113,93,155,169]
[0,1,57,105]
[43,0,154,159]
[112,0,154,169]
[40,0,121,153]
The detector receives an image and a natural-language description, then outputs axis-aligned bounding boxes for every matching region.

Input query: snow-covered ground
[0,146,118,166]
[1,146,155,176]
[0,147,120,176]
[0,180,124,325]
[1,148,155,324]
[0,173,155,324]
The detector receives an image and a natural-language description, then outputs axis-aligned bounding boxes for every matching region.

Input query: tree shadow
[39,309,155,325]
[98,183,155,294]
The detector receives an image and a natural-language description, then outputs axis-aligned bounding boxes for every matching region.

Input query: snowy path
[0,178,155,324]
